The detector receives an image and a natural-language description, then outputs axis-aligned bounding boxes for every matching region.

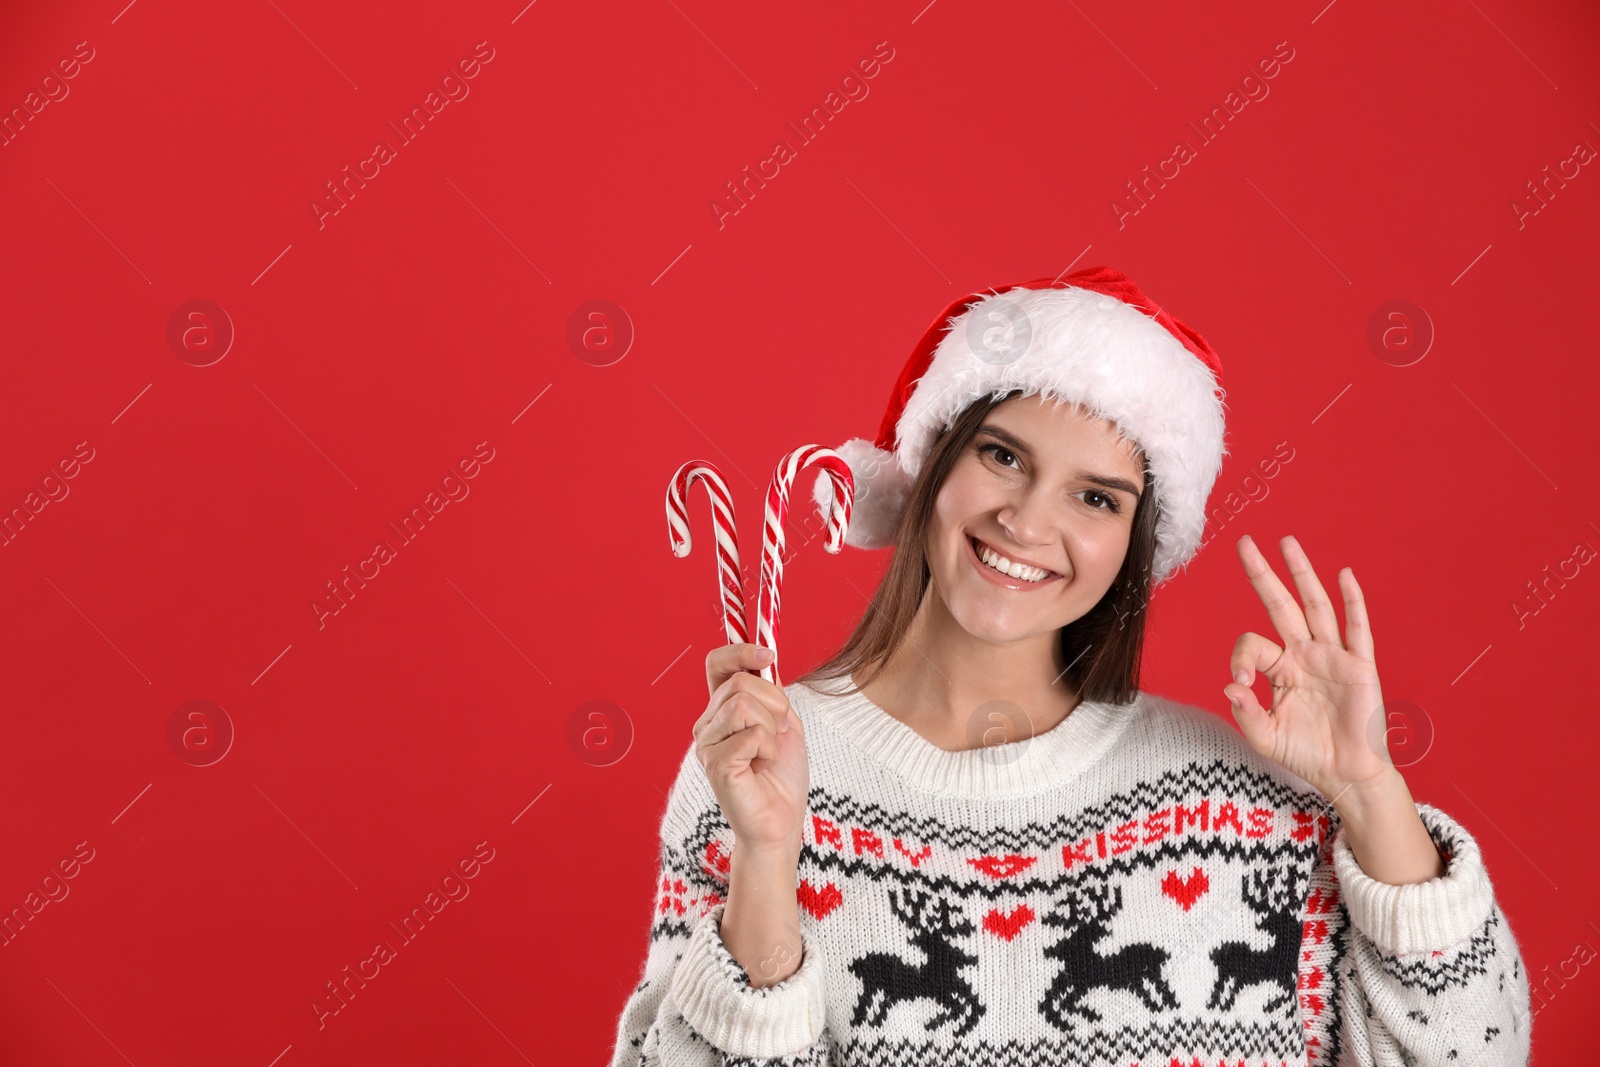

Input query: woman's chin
[948,604,1054,646]
[945,586,1099,643]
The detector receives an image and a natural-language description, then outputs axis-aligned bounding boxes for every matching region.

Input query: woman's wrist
[722,836,804,988]
[1330,767,1446,885]
[735,830,803,869]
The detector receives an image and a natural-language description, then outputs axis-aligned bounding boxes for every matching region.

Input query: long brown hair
[797,389,1160,706]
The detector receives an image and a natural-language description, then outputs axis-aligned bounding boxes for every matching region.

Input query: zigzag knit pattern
[610,678,1532,1067]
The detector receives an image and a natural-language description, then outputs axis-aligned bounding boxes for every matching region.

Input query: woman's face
[926,393,1146,646]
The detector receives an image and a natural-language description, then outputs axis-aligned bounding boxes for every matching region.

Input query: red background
[1,0,1596,1063]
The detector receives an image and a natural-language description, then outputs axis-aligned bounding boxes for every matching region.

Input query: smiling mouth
[968,535,1062,583]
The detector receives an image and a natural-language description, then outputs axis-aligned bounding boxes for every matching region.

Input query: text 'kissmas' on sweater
[610,676,1532,1067]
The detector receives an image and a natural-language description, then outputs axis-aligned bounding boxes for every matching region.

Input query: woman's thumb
[1224,680,1273,756]
[707,642,775,695]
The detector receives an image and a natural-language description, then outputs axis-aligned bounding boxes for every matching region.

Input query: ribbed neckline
[796,673,1139,800]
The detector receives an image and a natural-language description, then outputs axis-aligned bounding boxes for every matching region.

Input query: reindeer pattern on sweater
[610,678,1531,1067]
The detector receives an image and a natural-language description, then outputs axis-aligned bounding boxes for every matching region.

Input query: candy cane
[666,460,749,646]
[755,445,855,685]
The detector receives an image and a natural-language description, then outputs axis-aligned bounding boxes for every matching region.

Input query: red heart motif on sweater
[1161,866,1210,910]
[968,854,1037,881]
[982,904,1036,941]
[796,880,843,920]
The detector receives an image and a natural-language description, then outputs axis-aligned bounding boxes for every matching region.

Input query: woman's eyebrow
[976,423,1144,499]
[1082,472,1144,500]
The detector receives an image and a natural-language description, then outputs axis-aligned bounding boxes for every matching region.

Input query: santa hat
[812,265,1228,586]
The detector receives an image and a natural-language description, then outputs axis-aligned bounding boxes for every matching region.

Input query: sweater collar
[796,673,1137,800]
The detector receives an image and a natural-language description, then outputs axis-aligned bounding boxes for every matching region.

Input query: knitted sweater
[609,675,1532,1067]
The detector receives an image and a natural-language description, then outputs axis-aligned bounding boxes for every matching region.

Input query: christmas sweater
[609,675,1532,1067]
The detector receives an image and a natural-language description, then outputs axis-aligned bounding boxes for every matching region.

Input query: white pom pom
[813,438,910,550]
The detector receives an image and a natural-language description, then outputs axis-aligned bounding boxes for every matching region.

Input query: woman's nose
[996,488,1057,546]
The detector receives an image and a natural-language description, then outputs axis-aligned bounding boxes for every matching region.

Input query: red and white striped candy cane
[755,445,855,685]
[666,459,749,646]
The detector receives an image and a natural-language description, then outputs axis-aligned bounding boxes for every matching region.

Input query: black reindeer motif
[1205,865,1308,1015]
[847,886,985,1036]
[1039,880,1180,1027]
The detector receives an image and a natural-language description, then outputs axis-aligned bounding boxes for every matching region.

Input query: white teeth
[976,540,1050,582]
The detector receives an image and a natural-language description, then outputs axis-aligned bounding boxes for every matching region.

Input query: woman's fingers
[1339,566,1376,661]
[697,668,790,735]
[695,688,787,752]
[706,643,774,697]
[1226,630,1284,698]
[1279,535,1340,644]
[695,694,748,750]
[697,646,791,757]
[1236,535,1311,645]
[704,717,784,771]
[1225,631,1283,757]
[714,668,790,716]
[1225,685,1275,757]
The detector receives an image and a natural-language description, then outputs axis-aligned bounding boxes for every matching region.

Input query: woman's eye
[978,443,1123,513]
[979,443,1018,468]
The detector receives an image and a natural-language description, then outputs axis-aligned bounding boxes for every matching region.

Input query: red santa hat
[813,265,1228,585]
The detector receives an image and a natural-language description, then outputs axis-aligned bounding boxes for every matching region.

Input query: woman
[610,267,1531,1066]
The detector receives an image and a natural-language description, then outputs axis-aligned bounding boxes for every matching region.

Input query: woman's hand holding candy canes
[694,643,810,857]
[694,642,810,988]
[670,444,851,857]
[666,444,853,986]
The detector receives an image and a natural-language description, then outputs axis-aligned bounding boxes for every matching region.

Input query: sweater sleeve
[607,743,831,1067]
[1327,801,1532,1066]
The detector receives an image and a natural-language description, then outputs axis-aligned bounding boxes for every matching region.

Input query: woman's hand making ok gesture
[1222,533,1394,806]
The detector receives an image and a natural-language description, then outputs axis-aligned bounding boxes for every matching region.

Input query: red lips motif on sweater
[969,854,1037,880]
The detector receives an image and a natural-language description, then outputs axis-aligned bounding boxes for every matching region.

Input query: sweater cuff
[1330,800,1496,956]
[667,902,827,1058]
